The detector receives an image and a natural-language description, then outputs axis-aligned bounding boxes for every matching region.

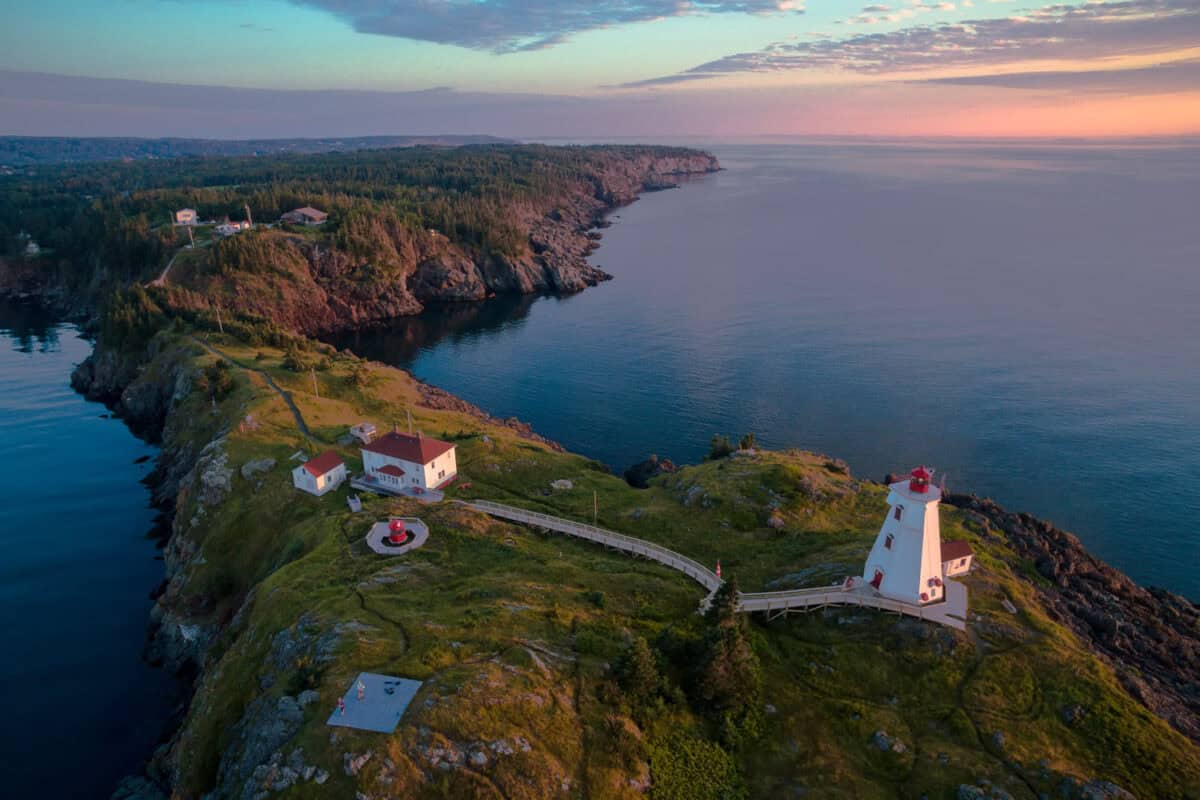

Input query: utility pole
[187,226,195,249]
[593,490,598,526]
[311,367,319,398]
[215,304,224,334]
[244,203,254,228]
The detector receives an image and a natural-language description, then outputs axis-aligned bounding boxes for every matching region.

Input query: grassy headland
[94,319,1199,800]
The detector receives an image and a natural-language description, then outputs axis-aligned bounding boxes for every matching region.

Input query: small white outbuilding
[292,450,347,496]
[941,540,975,577]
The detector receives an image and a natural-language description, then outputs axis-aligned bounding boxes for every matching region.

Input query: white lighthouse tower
[864,466,946,605]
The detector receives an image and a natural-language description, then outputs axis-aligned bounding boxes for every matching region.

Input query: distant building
[282,206,328,226]
[350,422,377,445]
[941,540,975,577]
[361,432,457,492]
[292,450,347,497]
[214,220,251,237]
[24,241,40,256]
[174,208,198,226]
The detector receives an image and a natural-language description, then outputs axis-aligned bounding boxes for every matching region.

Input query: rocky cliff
[75,328,1199,800]
[159,150,719,336]
[946,493,1200,743]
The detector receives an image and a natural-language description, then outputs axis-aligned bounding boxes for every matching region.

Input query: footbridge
[461,500,966,630]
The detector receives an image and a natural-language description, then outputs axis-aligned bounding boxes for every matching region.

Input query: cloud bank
[624,0,1200,85]
[290,0,805,53]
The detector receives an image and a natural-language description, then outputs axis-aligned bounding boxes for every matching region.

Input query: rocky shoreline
[945,493,1200,743]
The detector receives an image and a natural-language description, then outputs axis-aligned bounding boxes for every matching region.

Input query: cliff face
[161,150,719,336]
[77,331,1200,800]
[946,494,1200,743]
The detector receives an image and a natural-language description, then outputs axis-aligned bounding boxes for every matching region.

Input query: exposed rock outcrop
[946,493,1200,743]
[623,454,679,488]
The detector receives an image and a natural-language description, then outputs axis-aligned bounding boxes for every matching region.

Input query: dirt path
[190,336,312,437]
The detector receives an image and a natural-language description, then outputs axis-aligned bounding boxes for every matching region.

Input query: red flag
[716,560,722,579]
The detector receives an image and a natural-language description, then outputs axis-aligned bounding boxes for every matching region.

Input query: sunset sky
[2,0,1198,138]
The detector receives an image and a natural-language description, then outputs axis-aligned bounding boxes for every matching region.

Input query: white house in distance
[282,206,328,226]
[350,422,377,445]
[292,450,347,496]
[174,208,198,226]
[215,220,251,237]
[361,431,457,492]
[863,466,948,605]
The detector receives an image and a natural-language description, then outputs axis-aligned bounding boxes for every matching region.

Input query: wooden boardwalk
[462,500,966,630]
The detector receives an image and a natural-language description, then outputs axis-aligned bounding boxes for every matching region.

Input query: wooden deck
[462,500,967,630]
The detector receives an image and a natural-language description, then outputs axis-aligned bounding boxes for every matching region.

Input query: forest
[0,144,704,286]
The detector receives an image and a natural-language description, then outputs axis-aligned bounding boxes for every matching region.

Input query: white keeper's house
[361,431,457,492]
[292,450,347,496]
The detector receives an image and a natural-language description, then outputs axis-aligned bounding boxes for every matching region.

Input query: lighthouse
[863,467,945,605]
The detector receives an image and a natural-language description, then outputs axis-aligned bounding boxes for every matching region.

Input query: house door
[870,569,883,590]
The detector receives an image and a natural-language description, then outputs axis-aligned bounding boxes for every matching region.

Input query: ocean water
[331,141,1200,601]
[0,302,176,798]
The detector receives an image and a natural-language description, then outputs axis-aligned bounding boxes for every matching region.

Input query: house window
[893,505,904,521]
[959,558,967,566]
[884,534,894,550]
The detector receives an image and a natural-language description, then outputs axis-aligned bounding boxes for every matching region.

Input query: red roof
[941,540,974,561]
[303,450,344,477]
[377,464,406,477]
[362,432,455,465]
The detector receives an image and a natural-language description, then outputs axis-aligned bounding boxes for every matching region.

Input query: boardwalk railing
[463,499,966,630]
[462,500,721,592]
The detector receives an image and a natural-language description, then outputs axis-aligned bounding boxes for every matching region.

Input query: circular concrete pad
[366,518,430,555]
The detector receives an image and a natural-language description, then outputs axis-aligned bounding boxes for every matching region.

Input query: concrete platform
[326,672,423,734]
[366,518,430,555]
[351,475,444,503]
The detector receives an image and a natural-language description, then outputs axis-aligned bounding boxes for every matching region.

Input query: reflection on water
[329,292,539,363]
[0,300,177,798]
[326,142,1200,600]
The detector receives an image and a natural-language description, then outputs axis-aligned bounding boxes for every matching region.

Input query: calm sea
[0,301,176,797]
[331,141,1200,601]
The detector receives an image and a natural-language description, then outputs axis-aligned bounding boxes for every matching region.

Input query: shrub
[647,731,745,800]
[708,435,733,460]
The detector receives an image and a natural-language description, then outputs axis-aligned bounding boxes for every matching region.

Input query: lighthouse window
[884,534,894,550]
[893,506,904,521]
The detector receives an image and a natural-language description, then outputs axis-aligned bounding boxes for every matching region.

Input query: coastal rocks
[212,695,306,799]
[344,750,373,776]
[550,479,574,491]
[871,730,907,753]
[945,493,1200,743]
[111,775,168,800]
[194,438,234,507]
[241,458,276,480]
[1079,780,1136,800]
[623,454,678,488]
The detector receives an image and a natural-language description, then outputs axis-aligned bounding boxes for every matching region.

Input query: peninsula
[2,144,1197,799]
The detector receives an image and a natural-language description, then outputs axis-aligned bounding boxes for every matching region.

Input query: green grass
[139,326,1200,800]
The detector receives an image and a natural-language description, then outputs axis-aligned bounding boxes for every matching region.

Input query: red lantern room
[909,466,931,493]
[388,518,407,544]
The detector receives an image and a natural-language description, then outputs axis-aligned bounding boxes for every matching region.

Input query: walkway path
[190,337,312,437]
[147,251,178,287]
[462,499,967,630]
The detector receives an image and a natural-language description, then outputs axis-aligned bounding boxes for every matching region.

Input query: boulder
[241,458,276,480]
[623,454,678,488]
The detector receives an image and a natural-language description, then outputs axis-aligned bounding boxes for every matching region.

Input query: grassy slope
[155,329,1200,800]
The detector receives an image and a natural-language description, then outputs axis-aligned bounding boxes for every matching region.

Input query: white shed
[941,540,975,577]
[292,450,347,496]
